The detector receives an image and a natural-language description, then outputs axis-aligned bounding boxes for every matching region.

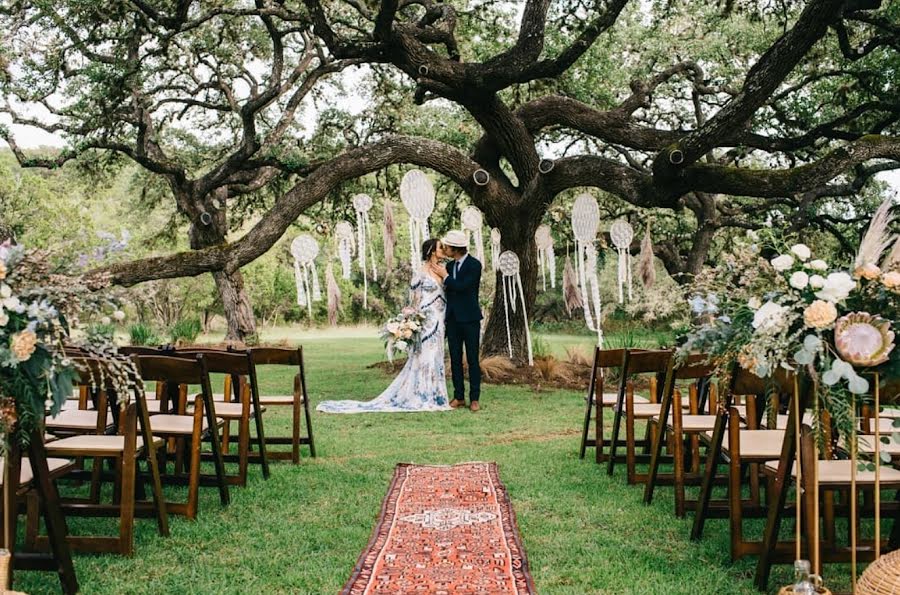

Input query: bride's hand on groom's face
[430,262,448,280]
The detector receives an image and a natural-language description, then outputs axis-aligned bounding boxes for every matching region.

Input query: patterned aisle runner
[343,462,536,594]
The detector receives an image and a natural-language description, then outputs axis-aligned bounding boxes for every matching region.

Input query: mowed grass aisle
[17,334,802,594]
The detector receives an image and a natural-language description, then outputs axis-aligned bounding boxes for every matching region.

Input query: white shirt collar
[455,253,468,266]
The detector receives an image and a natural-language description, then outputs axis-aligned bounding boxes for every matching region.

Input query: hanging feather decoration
[326,263,341,327]
[856,197,896,269]
[638,224,656,288]
[562,255,582,316]
[882,236,900,272]
[490,227,502,272]
[383,199,396,271]
[334,221,354,280]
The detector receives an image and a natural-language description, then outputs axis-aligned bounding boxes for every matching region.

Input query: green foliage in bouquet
[679,199,899,450]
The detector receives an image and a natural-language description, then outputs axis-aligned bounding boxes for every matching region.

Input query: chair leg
[579,388,593,460]
[187,401,204,520]
[119,455,136,556]
[303,391,316,459]
[625,390,636,484]
[729,417,743,561]
[673,392,686,518]
[606,378,628,477]
[691,409,726,541]
[292,395,302,465]
[248,381,270,479]
[238,410,250,487]
[221,420,231,454]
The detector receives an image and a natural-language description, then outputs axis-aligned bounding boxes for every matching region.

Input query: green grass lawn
[14,332,856,594]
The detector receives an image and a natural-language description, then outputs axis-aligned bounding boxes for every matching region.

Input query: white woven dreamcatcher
[498,251,533,366]
[461,206,485,263]
[400,170,435,271]
[490,228,501,272]
[571,194,601,337]
[291,234,321,319]
[534,224,556,291]
[610,219,635,303]
[352,194,377,309]
[334,220,354,280]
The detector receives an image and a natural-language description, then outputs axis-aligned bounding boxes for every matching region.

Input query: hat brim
[442,238,468,248]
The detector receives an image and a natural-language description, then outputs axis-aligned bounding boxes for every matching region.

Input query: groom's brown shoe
[449,399,466,409]
[469,401,480,412]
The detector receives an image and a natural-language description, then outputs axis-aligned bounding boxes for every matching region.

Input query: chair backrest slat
[249,347,301,366]
[170,350,251,375]
[133,355,205,385]
[624,349,674,375]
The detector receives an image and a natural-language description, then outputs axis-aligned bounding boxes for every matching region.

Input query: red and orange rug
[342,462,536,594]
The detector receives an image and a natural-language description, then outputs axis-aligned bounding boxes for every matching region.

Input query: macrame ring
[473,169,490,186]
[538,159,554,174]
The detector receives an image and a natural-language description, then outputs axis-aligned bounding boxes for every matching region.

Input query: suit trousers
[445,317,481,402]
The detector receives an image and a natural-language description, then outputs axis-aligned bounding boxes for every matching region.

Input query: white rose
[395,340,408,352]
[0,284,10,299]
[0,308,7,326]
[770,254,795,272]
[2,296,23,313]
[789,271,809,290]
[113,310,126,321]
[814,271,856,303]
[790,244,811,261]
[747,297,762,310]
[752,301,789,335]
[809,274,826,289]
[808,259,828,271]
[100,316,111,326]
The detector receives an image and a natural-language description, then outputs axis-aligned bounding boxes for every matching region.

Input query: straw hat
[442,230,468,248]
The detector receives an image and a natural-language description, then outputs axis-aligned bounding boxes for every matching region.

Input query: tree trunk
[481,215,540,361]
[213,268,258,343]
[187,189,258,343]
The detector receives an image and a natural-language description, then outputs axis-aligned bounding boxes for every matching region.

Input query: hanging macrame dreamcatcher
[570,194,601,339]
[610,219,635,303]
[461,206,485,263]
[498,250,533,366]
[534,224,556,291]
[334,220,354,280]
[352,193,377,309]
[291,234,321,319]
[490,227,501,272]
[400,169,435,271]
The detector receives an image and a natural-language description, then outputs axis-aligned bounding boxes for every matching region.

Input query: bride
[317,239,451,413]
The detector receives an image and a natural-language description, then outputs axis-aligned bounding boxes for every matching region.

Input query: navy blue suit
[444,255,483,402]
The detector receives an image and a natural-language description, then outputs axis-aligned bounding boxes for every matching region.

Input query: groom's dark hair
[448,245,468,256]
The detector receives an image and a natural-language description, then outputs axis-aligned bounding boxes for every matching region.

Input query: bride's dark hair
[421,239,439,262]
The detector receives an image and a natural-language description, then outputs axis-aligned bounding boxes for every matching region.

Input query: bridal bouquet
[679,199,899,448]
[379,306,428,362]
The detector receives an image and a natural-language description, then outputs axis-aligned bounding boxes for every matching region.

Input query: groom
[436,230,483,411]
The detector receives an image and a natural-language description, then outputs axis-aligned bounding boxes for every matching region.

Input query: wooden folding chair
[38,357,169,555]
[642,355,717,515]
[172,349,270,484]
[248,347,316,463]
[133,354,230,519]
[606,349,675,482]
[579,348,652,463]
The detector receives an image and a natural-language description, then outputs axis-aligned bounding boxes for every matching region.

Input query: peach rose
[11,330,38,362]
[0,261,6,281]
[854,263,881,280]
[803,300,838,329]
[882,271,900,290]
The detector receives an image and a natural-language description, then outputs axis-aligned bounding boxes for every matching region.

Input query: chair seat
[844,436,900,456]
[763,459,900,486]
[149,414,223,434]
[45,410,108,432]
[257,395,305,405]
[864,418,898,434]
[665,415,740,432]
[189,402,264,418]
[45,435,163,456]
[703,430,786,459]
[620,403,663,418]
[774,413,816,430]
[0,457,72,487]
[597,392,649,406]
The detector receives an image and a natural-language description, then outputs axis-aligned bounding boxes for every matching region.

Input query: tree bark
[480,214,540,361]
[212,268,258,343]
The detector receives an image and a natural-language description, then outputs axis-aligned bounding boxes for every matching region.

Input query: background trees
[2,0,898,356]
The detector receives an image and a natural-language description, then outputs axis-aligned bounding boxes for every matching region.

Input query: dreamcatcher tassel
[383,200,396,271]
[576,240,595,331]
[585,244,603,347]
[547,242,556,289]
[291,232,322,321]
[490,228,501,272]
[326,263,341,327]
[408,219,418,271]
[538,249,546,291]
[498,251,533,366]
[335,221,354,280]
[638,225,656,288]
[562,255,582,316]
[353,194,374,309]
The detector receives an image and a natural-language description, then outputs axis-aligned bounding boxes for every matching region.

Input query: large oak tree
[2,0,898,356]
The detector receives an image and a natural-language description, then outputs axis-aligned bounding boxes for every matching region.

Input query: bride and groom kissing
[317,230,482,414]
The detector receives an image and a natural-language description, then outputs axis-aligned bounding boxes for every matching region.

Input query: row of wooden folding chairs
[581,349,900,590]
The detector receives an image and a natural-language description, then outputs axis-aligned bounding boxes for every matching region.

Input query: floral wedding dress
[317,271,451,413]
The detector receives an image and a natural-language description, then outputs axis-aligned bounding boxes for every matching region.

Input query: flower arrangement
[0,241,136,451]
[379,306,428,362]
[679,199,899,449]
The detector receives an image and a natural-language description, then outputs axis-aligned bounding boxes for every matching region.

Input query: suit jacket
[444,256,483,323]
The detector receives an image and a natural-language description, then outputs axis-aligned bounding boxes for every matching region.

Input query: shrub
[532,336,552,359]
[170,318,202,344]
[129,323,160,346]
